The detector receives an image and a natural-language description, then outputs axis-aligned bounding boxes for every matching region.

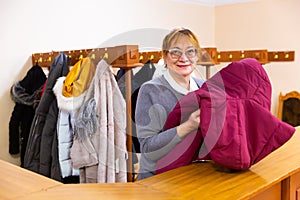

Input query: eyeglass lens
[169,48,197,59]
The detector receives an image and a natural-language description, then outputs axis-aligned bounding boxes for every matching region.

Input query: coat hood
[62,57,96,98]
[19,65,47,94]
[11,65,47,105]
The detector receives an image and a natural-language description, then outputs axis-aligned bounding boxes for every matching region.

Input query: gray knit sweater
[135,74,204,180]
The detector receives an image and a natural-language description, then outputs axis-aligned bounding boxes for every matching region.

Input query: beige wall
[1,0,299,166]
[215,0,300,114]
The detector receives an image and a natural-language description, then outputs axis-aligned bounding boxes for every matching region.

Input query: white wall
[0,0,214,165]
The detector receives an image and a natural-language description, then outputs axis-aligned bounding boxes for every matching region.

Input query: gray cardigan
[135,74,204,180]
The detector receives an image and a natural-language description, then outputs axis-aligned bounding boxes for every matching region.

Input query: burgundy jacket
[156,58,295,174]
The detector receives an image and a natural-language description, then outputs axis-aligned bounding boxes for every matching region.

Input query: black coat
[9,65,46,167]
[24,53,69,182]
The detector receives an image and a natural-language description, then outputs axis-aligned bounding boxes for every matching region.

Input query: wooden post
[125,69,133,182]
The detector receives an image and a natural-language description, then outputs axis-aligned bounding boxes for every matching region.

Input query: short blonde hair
[162,28,201,60]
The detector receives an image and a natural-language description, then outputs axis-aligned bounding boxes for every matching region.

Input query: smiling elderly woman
[135,28,205,180]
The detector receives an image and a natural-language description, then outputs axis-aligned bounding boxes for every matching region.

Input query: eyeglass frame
[167,47,198,60]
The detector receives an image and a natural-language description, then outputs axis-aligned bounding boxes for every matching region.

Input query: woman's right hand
[176,109,200,139]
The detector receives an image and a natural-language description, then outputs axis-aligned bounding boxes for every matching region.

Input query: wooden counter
[1,126,300,200]
[0,159,62,199]
[13,183,180,200]
[138,126,300,200]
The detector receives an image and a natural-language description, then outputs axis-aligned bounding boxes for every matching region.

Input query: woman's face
[165,35,198,79]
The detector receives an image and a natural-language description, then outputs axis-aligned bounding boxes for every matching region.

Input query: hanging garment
[53,57,96,182]
[156,58,296,174]
[9,65,46,167]
[62,57,96,97]
[117,61,156,154]
[24,53,70,182]
[71,59,127,183]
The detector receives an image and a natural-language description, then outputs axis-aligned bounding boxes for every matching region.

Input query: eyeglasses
[168,48,198,59]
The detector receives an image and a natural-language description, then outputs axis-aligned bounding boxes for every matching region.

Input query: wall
[0,0,214,165]
[215,0,300,113]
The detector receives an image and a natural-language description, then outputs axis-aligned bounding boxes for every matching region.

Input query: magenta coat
[156,58,295,174]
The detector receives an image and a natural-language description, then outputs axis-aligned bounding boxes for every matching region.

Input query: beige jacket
[71,59,127,183]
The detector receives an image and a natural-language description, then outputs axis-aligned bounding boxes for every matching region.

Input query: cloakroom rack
[31,45,295,182]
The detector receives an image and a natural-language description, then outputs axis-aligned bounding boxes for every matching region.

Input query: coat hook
[139,55,144,61]
[285,52,289,59]
[150,54,154,60]
[103,52,108,59]
[240,51,245,58]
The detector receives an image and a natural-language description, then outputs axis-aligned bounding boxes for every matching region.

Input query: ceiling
[174,0,256,7]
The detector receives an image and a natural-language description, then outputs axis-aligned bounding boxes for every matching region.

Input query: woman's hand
[176,109,200,139]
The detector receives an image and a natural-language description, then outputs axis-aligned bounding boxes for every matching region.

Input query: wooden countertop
[0,159,62,199]
[1,126,300,200]
[13,183,181,200]
[137,126,300,199]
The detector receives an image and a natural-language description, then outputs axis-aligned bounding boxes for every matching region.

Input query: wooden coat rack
[31,45,295,182]
[32,47,295,68]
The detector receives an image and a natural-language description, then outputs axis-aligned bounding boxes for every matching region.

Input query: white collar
[163,69,198,95]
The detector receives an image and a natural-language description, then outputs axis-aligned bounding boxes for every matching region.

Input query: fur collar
[53,77,86,112]
[10,82,37,106]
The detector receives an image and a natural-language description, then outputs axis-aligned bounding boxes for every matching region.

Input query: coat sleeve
[39,101,59,177]
[156,91,202,174]
[136,83,182,162]
[9,103,23,154]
